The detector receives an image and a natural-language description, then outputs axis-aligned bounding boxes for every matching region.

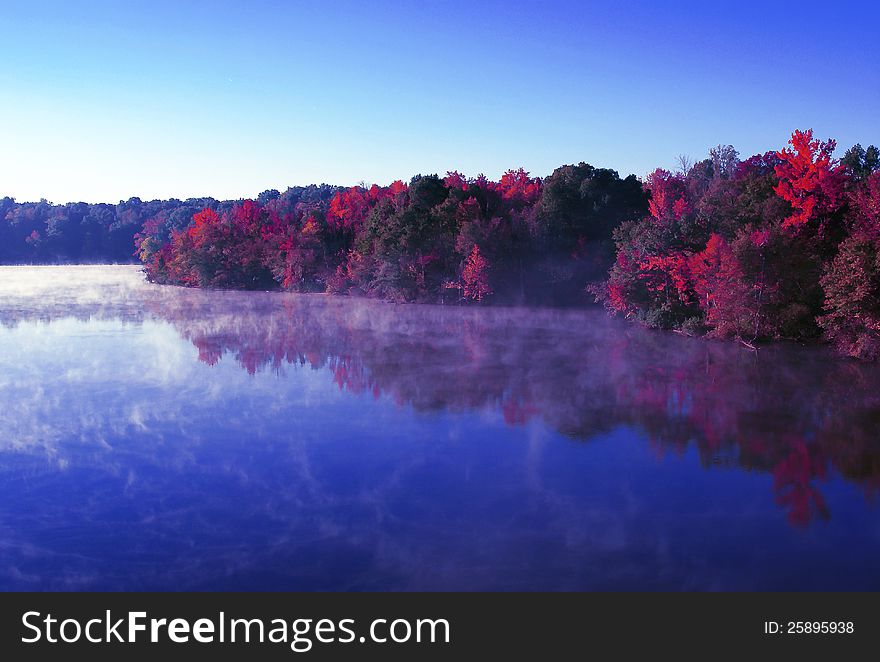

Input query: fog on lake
[1,266,879,590]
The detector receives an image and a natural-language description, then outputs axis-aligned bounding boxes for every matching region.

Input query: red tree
[688,233,753,336]
[645,169,690,221]
[327,187,370,231]
[461,246,492,301]
[494,168,542,207]
[774,129,846,234]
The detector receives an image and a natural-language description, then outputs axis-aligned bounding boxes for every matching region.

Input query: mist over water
[1,266,879,590]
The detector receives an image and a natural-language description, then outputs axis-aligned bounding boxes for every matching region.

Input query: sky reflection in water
[0,266,879,591]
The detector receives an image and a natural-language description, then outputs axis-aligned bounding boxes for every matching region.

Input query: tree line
[2,129,878,358]
[133,167,647,307]
[601,132,879,360]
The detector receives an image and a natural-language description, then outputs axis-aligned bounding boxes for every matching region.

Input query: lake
[0,265,878,591]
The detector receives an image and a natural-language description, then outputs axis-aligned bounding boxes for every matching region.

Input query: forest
[1,130,878,359]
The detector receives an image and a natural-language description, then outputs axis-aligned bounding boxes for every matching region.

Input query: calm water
[0,265,878,591]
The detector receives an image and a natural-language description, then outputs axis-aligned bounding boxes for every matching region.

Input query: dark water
[1,266,878,591]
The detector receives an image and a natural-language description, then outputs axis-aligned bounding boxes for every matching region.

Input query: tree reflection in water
[140,285,880,528]
[2,266,880,591]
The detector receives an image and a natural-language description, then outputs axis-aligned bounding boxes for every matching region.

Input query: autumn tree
[459,246,492,301]
[688,234,747,336]
[819,172,880,359]
[774,129,847,241]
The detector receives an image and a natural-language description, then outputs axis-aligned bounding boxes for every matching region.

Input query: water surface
[1,265,878,590]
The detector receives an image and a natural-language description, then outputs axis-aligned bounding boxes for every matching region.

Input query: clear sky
[1,0,877,204]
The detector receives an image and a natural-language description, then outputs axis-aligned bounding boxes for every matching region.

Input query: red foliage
[189,207,221,242]
[672,196,690,220]
[819,220,880,360]
[637,253,692,303]
[386,180,408,197]
[849,171,880,236]
[327,187,370,231]
[461,246,492,301]
[494,168,542,206]
[688,234,752,336]
[129,127,880,360]
[230,199,264,233]
[607,281,628,313]
[444,171,469,190]
[749,228,771,247]
[645,169,689,221]
[604,252,635,313]
[774,129,846,232]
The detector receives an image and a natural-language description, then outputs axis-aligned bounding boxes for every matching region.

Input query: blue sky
[1,0,877,203]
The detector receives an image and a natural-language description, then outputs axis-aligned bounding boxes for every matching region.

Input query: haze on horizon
[1,0,877,204]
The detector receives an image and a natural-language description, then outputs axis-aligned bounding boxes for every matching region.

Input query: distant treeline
[2,130,878,358]
[0,187,338,265]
